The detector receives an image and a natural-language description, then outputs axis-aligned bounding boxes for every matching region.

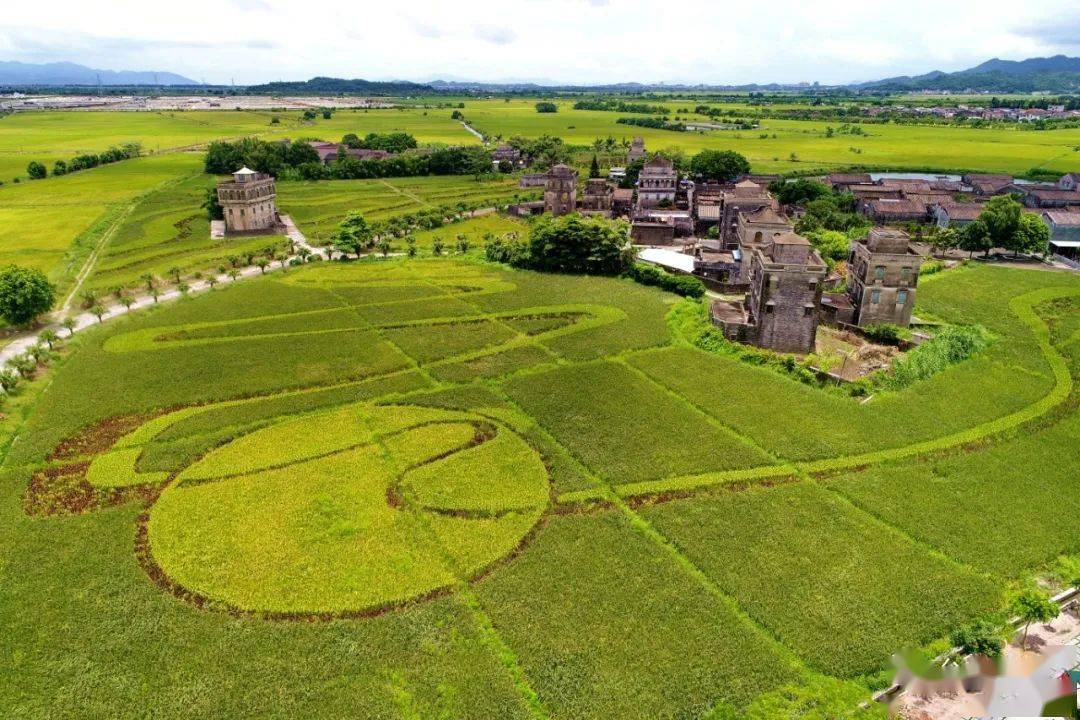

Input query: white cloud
[0,0,1075,85]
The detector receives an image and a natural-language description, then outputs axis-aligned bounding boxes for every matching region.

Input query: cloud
[473,24,516,45]
[403,15,443,39]
[228,0,273,10]
[0,26,277,58]
[1012,13,1080,46]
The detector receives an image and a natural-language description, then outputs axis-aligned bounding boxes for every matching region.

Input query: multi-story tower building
[217,167,279,234]
[847,227,920,326]
[544,164,578,216]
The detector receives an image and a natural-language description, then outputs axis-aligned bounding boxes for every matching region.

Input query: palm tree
[39,329,59,349]
[12,355,36,378]
[90,304,105,323]
[61,317,77,337]
[140,273,156,291]
[456,235,470,254]
[0,370,18,392]
[228,269,240,282]
[109,285,125,300]
[150,288,161,304]
[432,237,444,256]
[377,240,391,257]
[177,283,190,296]
[227,255,240,268]
[207,276,218,290]
[29,344,50,365]
[120,296,135,312]
[168,266,182,284]
[256,259,269,274]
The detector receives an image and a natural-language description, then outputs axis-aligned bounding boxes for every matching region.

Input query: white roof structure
[637,248,695,273]
[234,166,257,175]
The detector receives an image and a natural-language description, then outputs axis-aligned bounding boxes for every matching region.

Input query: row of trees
[26,142,142,181]
[932,195,1050,258]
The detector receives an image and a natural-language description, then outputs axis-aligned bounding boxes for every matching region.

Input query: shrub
[950,618,1006,659]
[484,235,530,267]
[879,325,991,390]
[625,263,706,298]
[862,323,903,346]
[920,260,945,276]
[535,102,558,113]
[26,161,47,180]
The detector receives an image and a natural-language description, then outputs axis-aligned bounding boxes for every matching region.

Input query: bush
[625,263,706,298]
[879,325,990,390]
[920,260,945,276]
[535,102,558,113]
[484,235,530,267]
[26,161,47,180]
[862,323,903,346]
[950,618,1006,659]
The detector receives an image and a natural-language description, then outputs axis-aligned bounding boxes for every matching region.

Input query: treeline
[616,117,686,132]
[341,132,417,153]
[203,137,495,181]
[23,142,141,181]
[573,99,671,114]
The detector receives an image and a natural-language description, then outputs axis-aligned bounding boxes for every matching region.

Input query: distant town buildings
[307,141,392,165]
[217,167,280,234]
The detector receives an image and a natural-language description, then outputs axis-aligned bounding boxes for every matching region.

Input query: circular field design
[145,404,549,615]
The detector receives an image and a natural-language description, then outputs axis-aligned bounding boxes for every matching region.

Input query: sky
[1,0,1079,86]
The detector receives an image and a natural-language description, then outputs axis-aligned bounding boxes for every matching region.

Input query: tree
[1008,213,1050,257]
[0,265,56,326]
[39,328,59,349]
[52,160,68,177]
[432,236,444,256]
[931,226,960,257]
[11,354,36,379]
[689,150,750,182]
[1009,586,1057,649]
[0,370,18,392]
[168,266,182,283]
[806,230,850,266]
[120,296,135,312]
[150,288,161,303]
[26,161,47,180]
[771,178,830,206]
[140,273,156,291]
[331,212,374,258]
[376,239,391,257]
[535,102,558,113]
[951,618,1006,659]
[980,195,1022,252]
[202,187,224,221]
[959,219,993,258]
[406,236,417,258]
[526,215,632,275]
[589,154,601,179]
[456,235,470,254]
[207,275,218,290]
[90,304,106,323]
[228,269,240,282]
[62,317,77,337]
[255,259,269,274]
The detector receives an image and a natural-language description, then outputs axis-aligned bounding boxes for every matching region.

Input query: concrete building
[931,201,983,227]
[734,206,794,282]
[612,188,634,217]
[491,144,524,168]
[519,173,548,188]
[217,167,280,234]
[719,180,774,249]
[845,228,920,327]
[627,136,646,163]
[630,220,675,245]
[1043,209,1080,265]
[826,172,872,191]
[544,164,578,216]
[711,232,827,354]
[636,155,677,209]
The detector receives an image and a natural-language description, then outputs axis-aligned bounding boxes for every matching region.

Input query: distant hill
[246,76,433,95]
[0,60,197,86]
[856,55,1080,93]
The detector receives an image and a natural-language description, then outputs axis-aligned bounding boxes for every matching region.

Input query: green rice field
[2,254,1077,718]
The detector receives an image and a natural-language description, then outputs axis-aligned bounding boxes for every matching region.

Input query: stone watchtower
[847,227,919,327]
[544,164,578,216]
[217,167,279,234]
[745,233,827,353]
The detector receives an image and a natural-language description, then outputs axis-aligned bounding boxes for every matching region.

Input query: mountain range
[2,55,1079,93]
[0,61,196,86]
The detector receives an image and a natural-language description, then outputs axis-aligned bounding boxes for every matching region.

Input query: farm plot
[0,152,202,282]
[640,482,999,677]
[2,255,1078,717]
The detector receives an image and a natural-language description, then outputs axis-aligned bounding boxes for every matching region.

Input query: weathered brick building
[544,164,578,216]
[711,232,826,354]
[217,167,280,234]
[846,227,920,327]
[579,178,614,216]
[627,136,646,163]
